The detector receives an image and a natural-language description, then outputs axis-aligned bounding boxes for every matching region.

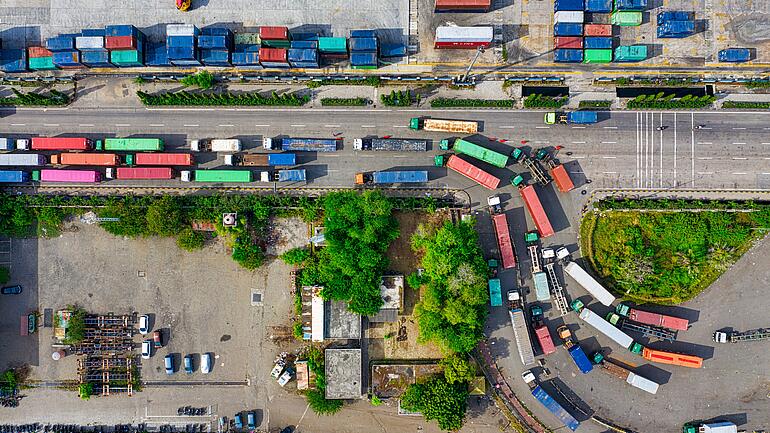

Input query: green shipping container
[318,37,347,53]
[262,39,290,48]
[234,33,261,46]
[104,138,164,151]
[351,65,378,70]
[611,11,642,26]
[110,50,143,65]
[614,45,648,62]
[194,170,252,183]
[453,138,509,168]
[28,57,57,70]
[583,49,613,63]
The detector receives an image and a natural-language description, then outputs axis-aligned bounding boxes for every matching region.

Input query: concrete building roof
[325,348,362,400]
[368,275,403,323]
[325,300,361,339]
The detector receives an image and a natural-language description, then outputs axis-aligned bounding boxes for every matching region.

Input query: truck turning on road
[263,137,339,152]
[521,370,580,431]
[544,111,598,125]
[442,154,500,189]
[410,117,479,133]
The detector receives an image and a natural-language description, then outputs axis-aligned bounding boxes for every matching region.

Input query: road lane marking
[732,157,748,160]
[535,126,550,129]
[218,124,235,127]
[534,140,550,144]
[572,126,585,129]
[10,123,25,126]
[43,123,59,127]
[762,173,770,175]
[602,171,617,174]
[570,155,586,159]
[732,172,747,175]
[762,143,770,145]
[697,171,714,175]
[255,124,271,127]
[732,142,746,145]
[500,126,515,129]
[359,155,375,158]
[698,157,713,160]
[183,124,199,127]
[602,156,616,159]
[361,125,376,128]
[603,126,618,129]
[732,127,747,130]
[572,141,586,144]
[79,124,94,127]
[290,124,306,127]
[115,123,130,127]
[601,141,617,144]
[393,155,408,158]
[393,125,408,128]
[697,142,712,144]
[324,125,341,128]
[149,124,165,127]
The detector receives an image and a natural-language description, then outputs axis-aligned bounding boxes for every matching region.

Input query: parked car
[164,354,174,375]
[277,368,294,387]
[270,363,285,379]
[141,340,152,359]
[184,354,193,374]
[138,315,149,334]
[247,412,256,429]
[234,413,243,429]
[1,285,22,295]
[201,353,212,374]
[152,330,162,348]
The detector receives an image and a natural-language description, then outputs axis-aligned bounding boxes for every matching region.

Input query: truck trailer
[508,290,536,366]
[544,111,599,125]
[564,261,616,306]
[194,170,252,183]
[353,138,427,152]
[104,138,164,152]
[192,139,242,153]
[50,153,120,166]
[452,138,509,168]
[572,301,640,353]
[642,347,703,368]
[0,154,47,166]
[550,164,575,192]
[355,170,428,184]
[224,153,296,167]
[134,153,194,166]
[0,170,30,183]
[31,137,92,151]
[277,169,306,182]
[521,371,580,431]
[592,352,659,394]
[409,117,479,133]
[491,213,516,269]
[518,184,555,237]
[530,306,555,355]
[111,167,174,180]
[615,303,689,331]
[39,169,100,183]
[713,328,770,343]
[263,137,339,152]
[445,154,500,189]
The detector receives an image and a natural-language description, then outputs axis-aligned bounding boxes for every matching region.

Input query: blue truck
[225,153,296,166]
[522,371,580,431]
[263,137,339,152]
[557,326,593,374]
[355,170,428,184]
[0,170,30,183]
[545,111,598,125]
[276,169,306,182]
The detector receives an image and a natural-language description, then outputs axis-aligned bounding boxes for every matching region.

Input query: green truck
[452,138,509,168]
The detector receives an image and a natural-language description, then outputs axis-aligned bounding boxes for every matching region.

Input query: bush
[0,369,18,393]
[380,90,417,107]
[63,306,87,345]
[136,90,310,107]
[176,228,205,251]
[627,94,716,109]
[146,196,185,236]
[406,271,425,290]
[0,89,70,106]
[0,266,8,284]
[579,100,612,109]
[304,347,344,415]
[280,247,311,265]
[370,394,382,406]
[722,101,770,109]
[293,322,304,340]
[320,97,369,106]
[232,239,264,270]
[430,98,515,108]
[744,80,770,89]
[401,376,469,431]
[181,71,215,89]
[79,382,93,400]
[307,76,381,88]
[523,94,568,109]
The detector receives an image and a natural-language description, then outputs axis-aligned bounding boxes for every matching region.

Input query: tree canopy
[400,375,469,431]
[440,355,477,384]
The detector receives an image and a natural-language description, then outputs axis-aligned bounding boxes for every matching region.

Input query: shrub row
[523,94,568,109]
[136,90,309,106]
[430,97,514,108]
[0,89,70,106]
[721,101,770,109]
[627,93,716,109]
[578,100,612,109]
[744,80,770,89]
[380,90,418,107]
[320,97,369,106]
[307,76,381,88]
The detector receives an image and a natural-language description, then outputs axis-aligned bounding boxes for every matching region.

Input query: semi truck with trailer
[108,167,174,180]
[104,138,164,152]
[491,212,516,269]
[192,139,242,153]
[50,153,120,166]
[683,421,739,433]
[550,164,575,193]
[511,148,550,186]
[39,169,100,183]
[353,138,427,152]
[276,169,306,182]
[530,305,556,355]
[564,261,616,306]
[0,154,47,166]
[606,313,677,342]
[544,111,598,125]
[263,137,339,152]
[614,303,689,331]
[521,370,580,431]
[193,170,252,183]
[511,176,555,237]
[224,153,296,167]
[571,300,643,354]
[441,154,500,190]
[556,326,593,373]
[508,289,536,366]
[713,328,770,343]
[409,117,479,133]
[451,138,509,168]
[642,347,703,368]
[355,170,428,185]
[32,137,93,151]
[591,352,659,394]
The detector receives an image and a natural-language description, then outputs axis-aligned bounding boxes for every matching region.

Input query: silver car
[138,315,150,335]
[201,353,212,374]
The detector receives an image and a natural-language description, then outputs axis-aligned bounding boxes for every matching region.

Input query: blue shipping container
[171,59,202,66]
[167,35,195,48]
[105,25,138,37]
[145,43,170,66]
[281,138,338,152]
[584,37,613,49]
[568,111,598,124]
[52,50,81,66]
[615,0,647,10]
[351,30,376,38]
[167,45,197,60]
[554,0,584,11]
[291,32,319,41]
[657,21,695,38]
[200,49,230,65]
[554,23,583,36]
[81,49,112,67]
[201,27,232,37]
[380,44,407,57]
[231,51,261,66]
[567,345,593,374]
[554,49,583,62]
[292,62,320,68]
[372,171,428,184]
[657,11,693,24]
[351,52,377,65]
[719,48,751,62]
[235,44,260,52]
[268,153,296,166]
[291,41,318,49]
[46,36,75,51]
[288,48,318,63]
[198,35,231,49]
[584,0,612,12]
[531,386,580,431]
[0,50,28,72]
[349,37,378,52]
[278,169,306,182]
[0,171,29,183]
[81,28,106,37]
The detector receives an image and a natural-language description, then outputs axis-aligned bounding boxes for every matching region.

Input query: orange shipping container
[642,348,703,369]
[584,24,612,37]
[50,153,120,166]
[550,164,574,192]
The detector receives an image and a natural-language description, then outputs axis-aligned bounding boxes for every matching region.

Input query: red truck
[530,305,556,355]
[32,137,92,151]
[443,154,500,190]
[492,213,516,269]
[134,153,194,166]
[518,183,554,237]
[550,164,574,193]
[114,167,173,180]
[616,303,688,331]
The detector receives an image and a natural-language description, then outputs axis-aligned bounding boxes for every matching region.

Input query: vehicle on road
[556,247,570,260]
[234,413,243,429]
[564,262,616,306]
[164,354,175,375]
[50,153,120,166]
[201,353,212,374]
[491,211,516,269]
[192,138,241,153]
[592,352,659,394]
[439,154,500,190]
[508,289,535,366]
[615,303,689,331]
[511,176,555,238]
[104,138,164,152]
[278,368,294,387]
[141,340,152,359]
[0,154,46,167]
[409,117,478,133]
[138,315,149,334]
[353,138,427,151]
[511,148,550,185]
[355,170,428,184]
[108,167,174,180]
[572,300,642,354]
[184,354,194,374]
[224,153,296,167]
[713,328,770,343]
[544,111,598,125]
[531,305,556,355]
[521,370,580,431]
[263,137,338,152]
[1,285,22,295]
[271,363,285,379]
[682,421,738,433]
[452,138,509,168]
[31,137,92,151]
[0,171,30,184]
[556,326,592,374]
[153,330,162,348]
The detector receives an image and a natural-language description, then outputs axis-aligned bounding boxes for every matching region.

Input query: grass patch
[430,98,514,108]
[579,100,612,109]
[722,101,770,109]
[0,89,70,106]
[320,97,368,106]
[136,90,309,107]
[380,90,418,107]
[523,94,568,109]
[582,200,770,304]
[627,93,716,109]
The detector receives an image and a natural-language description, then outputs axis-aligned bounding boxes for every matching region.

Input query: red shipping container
[519,185,554,238]
[28,46,53,58]
[117,167,173,180]
[550,164,575,193]
[32,137,92,151]
[434,41,491,49]
[555,36,583,49]
[260,26,289,40]
[105,36,138,50]
[135,153,194,166]
[259,47,287,62]
[446,154,500,189]
[584,24,612,37]
[435,0,491,11]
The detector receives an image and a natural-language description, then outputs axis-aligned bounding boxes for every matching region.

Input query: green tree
[181,71,215,90]
[280,247,311,265]
[146,196,184,236]
[440,355,476,384]
[232,240,264,270]
[0,266,9,284]
[64,307,87,344]
[176,228,205,251]
[79,382,93,400]
[400,376,469,431]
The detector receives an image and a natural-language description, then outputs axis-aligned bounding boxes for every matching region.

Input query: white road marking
[732,142,746,145]
[698,157,713,160]
[762,173,770,175]
[393,125,408,128]
[732,172,747,175]
[254,124,271,127]
[218,124,235,127]
[602,156,617,159]
[572,141,586,144]
[43,123,59,127]
[115,123,130,127]
[361,125,376,128]
[535,126,550,129]
[500,126,516,129]
[10,123,25,126]
[732,157,748,160]
[570,155,586,159]
[697,171,714,175]
[697,142,712,145]
[534,140,550,144]
[327,169,339,172]
[572,126,586,129]
[393,155,408,158]
[762,143,770,145]
[324,125,341,128]
[602,171,617,174]
[290,124,306,127]
[603,126,618,129]
[79,124,94,127]
[359,155,375,158]
[732,127,747,130]
[149,124,165,127]
[183,124,199,127]
[601,141,617,144]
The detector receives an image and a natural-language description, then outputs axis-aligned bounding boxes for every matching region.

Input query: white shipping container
[75,36,104,50]
[435,26,493,42]
[626,372,659,395]
[0,154,47,166]
[579,308,634,349]
[166,24,198,36]
[210,139,242,152]
[565,261,616,306]
[554,11,584,23]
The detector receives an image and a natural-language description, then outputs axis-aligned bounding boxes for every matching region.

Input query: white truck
[564,261,616,306]
[191,139,242,153]
[508,290,536,366]
[573,301,637,351]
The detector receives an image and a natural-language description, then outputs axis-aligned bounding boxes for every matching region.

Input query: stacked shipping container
[28,46,56,70]
[199,27,232,66]
[260,27,290,48]
[657,11,695,38]
[434,26,493,49]
[106,25,144,67]
[349,29,378,69]
[77,29,112,68]
[232,32,261,68]
[166,24,199,66]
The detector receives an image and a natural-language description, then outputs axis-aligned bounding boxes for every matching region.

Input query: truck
[713,328,770,343]
[642,347,703,368]
[355,170,428,185]
[409,117,478,134]
[572,300,642,354]
[277,169,306,182]
[606,313,677,342]
[544,111,599,125]
[682,421,739,433]
[353,138,427,152]
[32,137,92,151]
[591,352,659,394]
[514,181,555,238]
[511,148,550,186]
[488,279,502,307]
[193,170,252,183]
[521,371,580,431]
[564,261,616,306]
[491,213,516,269]
[556,326,592,374]
[191,139,242,153]
[39,169,100,183]
[134,153,194,166]
[530,305,556,355]
[0,154,47,167]
[50,153,120,166]
[444,154,500,190]
[718,48,751,63]
[508,289,536,366]
[104,138,164,152]
[224,153,296,167]
[0,170,30,183]
[550,164,575,193]
[109,167,174,180]
[615,303,689,331]
[452,138,509,168]
[533,271,550,301]
[263,137,338,152]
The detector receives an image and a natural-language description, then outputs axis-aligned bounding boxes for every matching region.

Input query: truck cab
[544,112,563,125]
[511,148,524,162]
[570,299,585,313]
[487,195,502,213]
[606,312,622,325]
[521,370,537,389]
[439,139,451,150]
[510,173,525,187]
[262,137,274,150]
[353,138,365,150]
[355,172,372,185]
[409,117,421,130]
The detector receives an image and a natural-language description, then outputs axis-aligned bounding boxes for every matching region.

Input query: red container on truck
[134,153,194,166]
[32,137,92,151]
[434,41,491,49]
[446,154,500,190]
[535,326,557,355]
[519,185,554,237]
[617,303,688,331]
[40,169,100,183]
[492,213,516,269]
[50,153,119,166]
[584,24,612,36]
[550,164,575,192]
[117,167,173,180]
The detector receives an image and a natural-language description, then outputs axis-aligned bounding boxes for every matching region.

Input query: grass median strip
[722,101,770,109]
[320,97,369,106]
[0,89,70,106]
[430,97,515,108]
[626,93,716,109]
[136,90,310,107]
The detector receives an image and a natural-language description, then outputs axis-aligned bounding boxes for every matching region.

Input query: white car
[141,340,152,359]
[277,369,294,387]
[138,315,150,334]
[201,353,212,374]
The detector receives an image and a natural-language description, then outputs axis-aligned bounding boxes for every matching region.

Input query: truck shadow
[539,377,594,422]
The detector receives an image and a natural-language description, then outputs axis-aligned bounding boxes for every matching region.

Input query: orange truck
[550,164,574,193]
[50,153,120,166]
